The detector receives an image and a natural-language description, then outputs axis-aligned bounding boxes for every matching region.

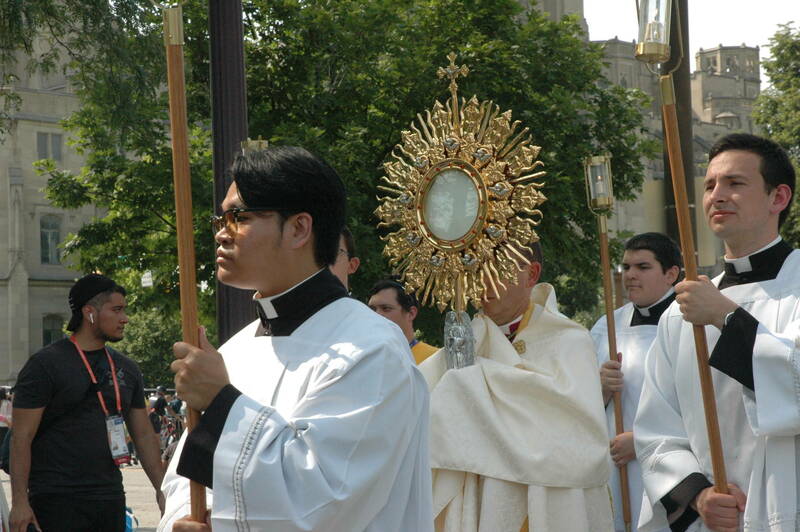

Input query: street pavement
[1,465,162,531]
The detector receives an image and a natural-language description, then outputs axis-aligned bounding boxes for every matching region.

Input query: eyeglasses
[211,207,278,236]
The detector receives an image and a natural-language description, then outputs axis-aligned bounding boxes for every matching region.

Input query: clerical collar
[634,288,674,317]
[499,315,524,338]
[254,268,348,336]
[724,236,783,273]
[719,237,793,290]
[631,289,675,327]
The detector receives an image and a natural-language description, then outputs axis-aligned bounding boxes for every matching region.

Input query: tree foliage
[0,0,216,371]
[241,0,655,337]
[113,306,181,389]
[754,23,800,248]
[1,0,654,350]
[755,24,800,157]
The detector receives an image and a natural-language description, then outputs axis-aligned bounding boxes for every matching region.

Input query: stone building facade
[0,45,99,384]
[598,38,761,273]
[527,0,588,33]
[533,1,762,272]
[533,0,762,273]
[692,45,761,133]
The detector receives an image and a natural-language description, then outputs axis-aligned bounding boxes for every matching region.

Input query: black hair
[625,232,683,274]
[85,285,127,311]
[517,240,543,271]
[341,226,356,259]
[368,279,419,313]
[231,146,346,266]
[67,281,127,332]
[708,133,796,227]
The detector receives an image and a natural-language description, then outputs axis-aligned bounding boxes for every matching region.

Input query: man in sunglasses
[160,146,433,532]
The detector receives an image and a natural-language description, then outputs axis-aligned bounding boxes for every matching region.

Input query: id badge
[106,415,131,466]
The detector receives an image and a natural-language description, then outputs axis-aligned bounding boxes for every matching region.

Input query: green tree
[754,23,800,248]
[1,0,654,348]
[0,0,216,373]
[114,307,181,389]
[242,0,654,338]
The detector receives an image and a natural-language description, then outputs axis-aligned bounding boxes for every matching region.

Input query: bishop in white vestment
[420,258,613,532]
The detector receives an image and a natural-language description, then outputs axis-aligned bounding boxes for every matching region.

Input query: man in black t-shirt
[10,274,165,532]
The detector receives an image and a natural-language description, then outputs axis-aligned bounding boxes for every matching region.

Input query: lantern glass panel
[638,0,672,47]
[588,163,612,201]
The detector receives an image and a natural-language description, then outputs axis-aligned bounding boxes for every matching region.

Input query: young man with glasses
[160,146,433,532]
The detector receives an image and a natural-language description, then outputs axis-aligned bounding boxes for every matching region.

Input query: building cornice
[0,278,75,288]
[7,112,63,124]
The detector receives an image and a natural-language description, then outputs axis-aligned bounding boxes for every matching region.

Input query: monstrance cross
[436,52,470,135]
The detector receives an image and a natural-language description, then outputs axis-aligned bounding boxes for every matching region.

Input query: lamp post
[584,155,632,532]
[209,0,254,344]
[635,0,729,494]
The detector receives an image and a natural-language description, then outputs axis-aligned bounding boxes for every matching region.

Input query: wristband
[723,310,736,327]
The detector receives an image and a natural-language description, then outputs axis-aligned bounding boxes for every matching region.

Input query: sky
[584,0,800,85]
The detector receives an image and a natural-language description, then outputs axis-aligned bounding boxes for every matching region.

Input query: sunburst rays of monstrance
[375,53,548,325]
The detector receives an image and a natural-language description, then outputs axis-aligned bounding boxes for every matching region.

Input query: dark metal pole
[662,0,695,244]
[209,0,254,343]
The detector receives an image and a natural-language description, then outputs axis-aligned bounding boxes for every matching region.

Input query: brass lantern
[635,0,672,64]
[584,154,614,212]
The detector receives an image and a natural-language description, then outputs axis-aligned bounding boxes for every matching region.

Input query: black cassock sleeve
[177,384,242,488]
[660,472,713,531]
[709,307,758,391]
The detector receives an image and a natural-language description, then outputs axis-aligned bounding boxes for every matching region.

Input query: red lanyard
[70,335,122,417]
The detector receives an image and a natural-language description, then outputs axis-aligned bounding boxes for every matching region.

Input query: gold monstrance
[375,53,547,331]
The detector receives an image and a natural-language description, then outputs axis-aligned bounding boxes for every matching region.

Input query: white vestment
[592,303,669,532]
[158,297,434,532]
[419,283,613,532]
[635,250,800,532]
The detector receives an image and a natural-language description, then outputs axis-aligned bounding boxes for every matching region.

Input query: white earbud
[89,314,95,324]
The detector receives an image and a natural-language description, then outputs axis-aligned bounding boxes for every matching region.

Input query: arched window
[40,214,61,265]
[42,314,65,347]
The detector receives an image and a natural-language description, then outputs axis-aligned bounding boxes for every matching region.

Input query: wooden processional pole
[660,75,728,493]
[597,214,633,532]
[163,6,208,520]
